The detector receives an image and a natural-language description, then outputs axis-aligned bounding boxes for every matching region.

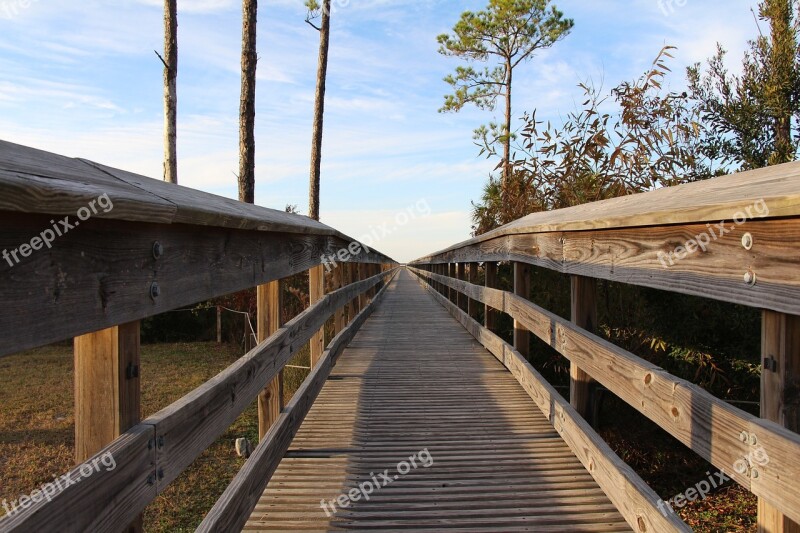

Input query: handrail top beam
[0,139,388,260]
[414,162,800,262]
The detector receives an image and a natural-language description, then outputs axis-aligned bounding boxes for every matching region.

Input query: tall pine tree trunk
[239,0,258,204]
[163,0,177,184]
[308,0,331,221]
[502,60,513,191]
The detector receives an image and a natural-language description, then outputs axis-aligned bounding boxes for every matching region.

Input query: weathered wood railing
[409,162,800,533]
[0,140,398,532]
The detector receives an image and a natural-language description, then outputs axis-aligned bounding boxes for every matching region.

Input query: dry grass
[0,341,310,531]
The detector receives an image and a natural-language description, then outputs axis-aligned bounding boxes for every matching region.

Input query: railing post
[309,265,325,368]
[759,310,800,533]
[513,262,530,357]
[485,262,499,331]
[448,263,457,304]
[333,265,345,335]
[457,262,467,311]
[358,263,368,310]
[257,280,283,440]
[74,321,142,532]
[570,275,598,424]
[346,263,358,320]
[468,262,479,320]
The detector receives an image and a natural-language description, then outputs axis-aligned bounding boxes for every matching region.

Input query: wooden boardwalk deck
[244,269,631,532]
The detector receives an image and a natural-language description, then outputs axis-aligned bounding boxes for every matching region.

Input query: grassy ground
[0,340,757,531]
[0,342,310,531]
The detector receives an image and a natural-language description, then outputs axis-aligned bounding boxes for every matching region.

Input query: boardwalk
[244,269,630,531]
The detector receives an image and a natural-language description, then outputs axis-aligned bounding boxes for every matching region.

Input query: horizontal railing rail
[0,140,399,532]
[409,162,800,533]
[408,266,689,533]
[409,266,800,527]
[0,139,395,357]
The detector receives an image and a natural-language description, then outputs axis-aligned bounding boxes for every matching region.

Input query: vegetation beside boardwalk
[0,342,311,532]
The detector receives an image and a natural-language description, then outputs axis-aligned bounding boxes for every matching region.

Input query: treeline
[437,0,800,401]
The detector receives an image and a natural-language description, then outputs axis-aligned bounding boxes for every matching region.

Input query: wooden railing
[409,162,800,533]
[0,140,398,532]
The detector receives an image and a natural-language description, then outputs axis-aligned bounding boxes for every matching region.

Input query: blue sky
[0,0,756,262]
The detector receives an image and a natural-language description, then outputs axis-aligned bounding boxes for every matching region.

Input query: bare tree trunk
[308,0,331,221]
[502,61,513,191]
[162,0,178,184]
[239,0,258,204]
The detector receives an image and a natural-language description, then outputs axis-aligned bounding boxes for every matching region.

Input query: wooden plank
[144,269,396,491]
[333,265,346,334]
[74,321,142,532]
[457,262,467,311]
[485,262,499,331]
[408,270,688,533]
[449,263,457,304]
[758,311,800,533]
[0,213,392,358]
[513,262,530,358]
[345,263,358,321]
[468,262,479,320]
[245,269,632,532]
[0,424,156,532]
[197,269,398,532]
[411,218,800,316]
[74,322,141,461]
[570,276,597,423]
[309,265,325,368]
[258,280,284,441]
[410,267,800,525]
[358,264,368,311]
[416,161,800,253]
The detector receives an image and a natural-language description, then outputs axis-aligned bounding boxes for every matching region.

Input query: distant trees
[238,0,258,203]
[305,0,331,221]
[159,0,178,184]
[437,0,573,188]
[688,0,800,169]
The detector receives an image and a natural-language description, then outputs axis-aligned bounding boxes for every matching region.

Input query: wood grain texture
[243,269,634,532]
[0,424,156,533]
[0,214,392,358]
[333,265,346,334]
[74,322,141,462]
[411,218,800,316]
[258,280,284,441]
[198,270,398,532]
[468,262,480,320]
[415,273,690,532]
[410,267,800,525]
[570,276,597,422]
[417,160,800,256]
[0,139,382,242]
[759,311,800,533]
[145,269,397,491]
[309,265,325,368]
[513,262,531,358]
[485,261,499,331]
